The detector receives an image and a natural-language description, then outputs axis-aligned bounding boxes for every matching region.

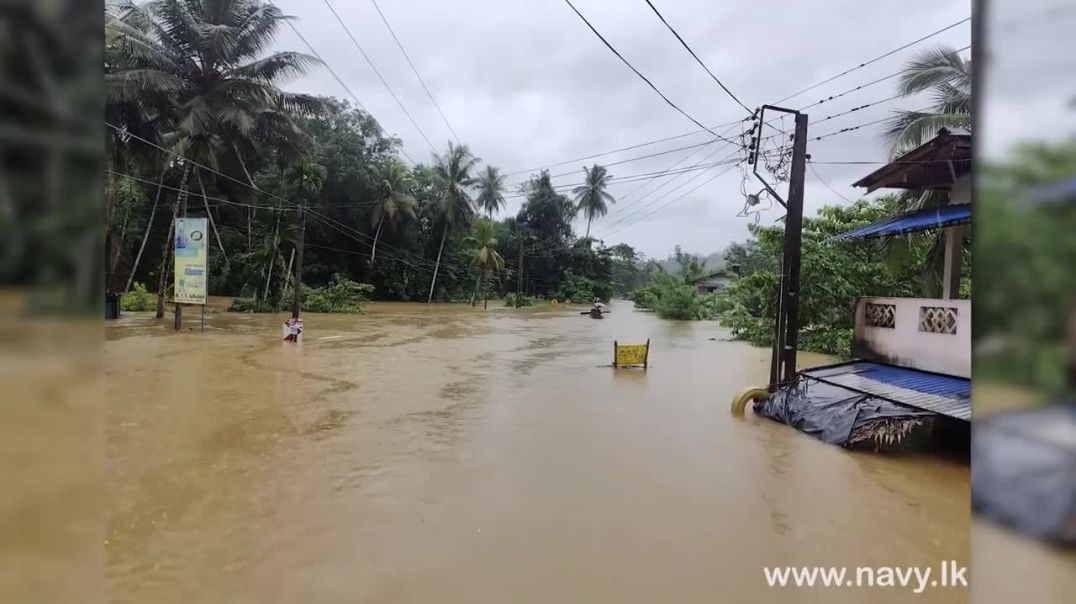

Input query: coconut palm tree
[883,45,971,157]
[572,164,615,239]
[106,0,324,315]
[106,0,322,166]
[427,142,479,302]
[369,159,418,267]
[465,219,505,309]
[475,165,507,218]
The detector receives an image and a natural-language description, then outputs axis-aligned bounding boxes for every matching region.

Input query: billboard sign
[174,217,208,304]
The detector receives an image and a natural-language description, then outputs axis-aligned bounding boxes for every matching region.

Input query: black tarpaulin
[972,403,1076,544]
[753,376,937,447]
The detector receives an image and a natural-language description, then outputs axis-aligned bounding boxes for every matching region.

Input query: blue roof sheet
[835,204,971,240]
[1029,177,1076,203]
[803,361,970,420]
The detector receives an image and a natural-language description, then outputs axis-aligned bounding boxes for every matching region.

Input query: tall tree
[369,159,417,267]
[475,165,507,218]
[105,0,324,313]
[427,142,478,302]
[883,45,971,157]
[572,164,615,239]
[465,219,505,308]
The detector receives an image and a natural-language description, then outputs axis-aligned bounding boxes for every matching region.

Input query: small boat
[580,304,607,319]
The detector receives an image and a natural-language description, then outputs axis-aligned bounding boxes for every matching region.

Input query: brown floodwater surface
[105,301,968,603]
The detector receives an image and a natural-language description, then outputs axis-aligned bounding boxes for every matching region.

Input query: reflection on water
[105,301,968,603]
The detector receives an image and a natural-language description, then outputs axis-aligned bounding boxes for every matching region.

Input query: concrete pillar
[942,225,962,299]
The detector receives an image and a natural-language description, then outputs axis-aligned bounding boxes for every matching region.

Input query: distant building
[691,271,733,294]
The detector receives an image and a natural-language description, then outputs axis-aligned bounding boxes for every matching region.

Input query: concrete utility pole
[291,204,306,319]
[750,106,808,390]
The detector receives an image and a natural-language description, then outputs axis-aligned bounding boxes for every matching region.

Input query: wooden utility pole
[750,106,808,390]
[777,112,809,385]
[516,245,524,307]
[173,165,190,331]
[291,204,306,319]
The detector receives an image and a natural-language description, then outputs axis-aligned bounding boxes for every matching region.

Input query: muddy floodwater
[106,301,969,603]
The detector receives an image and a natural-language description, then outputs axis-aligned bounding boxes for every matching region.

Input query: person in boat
[592,297,604,311]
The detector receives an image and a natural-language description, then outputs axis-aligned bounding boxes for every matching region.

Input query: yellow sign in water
[174,217,208,304]
[614,340,650,368]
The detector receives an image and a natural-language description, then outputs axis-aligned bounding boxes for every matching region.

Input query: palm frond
[897,45,970,97]
[882,110,971,157]
[229,51,321,83]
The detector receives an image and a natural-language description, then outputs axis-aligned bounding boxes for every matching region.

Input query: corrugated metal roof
[835,204,971,240]
[803,361,970,420]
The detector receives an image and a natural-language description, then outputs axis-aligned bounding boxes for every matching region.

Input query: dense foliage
[632,196,959,355]
[103,1,646,313]
[976,138,1076,393]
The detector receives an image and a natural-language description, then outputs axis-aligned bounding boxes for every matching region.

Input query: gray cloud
[273,0,986,259]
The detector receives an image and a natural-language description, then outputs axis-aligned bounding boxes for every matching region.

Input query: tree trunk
[104,158,116,293]
[291,205,306,319]
[196,169,229,269]
[156,163,190,318]
[370,215,384,266]
[235,144,257,250]
[483,268,489,309]
[281,246,295,300]
[585,216,592,240]
[427,226,448,303]
[110,204,130,284]
[263,210,281,303]
[125,167,166,294]
[173,163,192,330]
[470,269,481,307]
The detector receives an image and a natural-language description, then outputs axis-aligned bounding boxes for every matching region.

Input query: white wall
[851,296,971,378]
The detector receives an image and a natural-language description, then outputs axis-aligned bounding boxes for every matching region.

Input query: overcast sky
[266,0,1066,260]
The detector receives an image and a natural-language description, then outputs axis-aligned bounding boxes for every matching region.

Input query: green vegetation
[883,45,971,156]
[632,196,948,355]
[121,282,154,311]
[301,275,375,314]
[103,1,641,312]
[503,293,536,307]
[977,138,1076,393]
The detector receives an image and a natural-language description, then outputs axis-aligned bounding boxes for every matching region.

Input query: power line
[602,162,742,239]
[596,147,743,234]
[810,107,930,141]
[562,0,736,143]
[799,45,970,111]
[503,39,967,183]
[502,119,744,177]
[807,161,854,203]
[104,120,473,275]
[642,0,751,114]
[263,1,414,164]
[774,17,971,105]
[321,0,438,153]
[368,0,461,144]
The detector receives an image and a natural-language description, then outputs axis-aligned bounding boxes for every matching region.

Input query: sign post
[173,217,208,329]
[613,339,650,369]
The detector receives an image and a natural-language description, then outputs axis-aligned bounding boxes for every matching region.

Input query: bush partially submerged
[504,293,536,307]
[228,274,374,314]
[121,282,154,311]
[630,270,721,320]
[301,274,375,314]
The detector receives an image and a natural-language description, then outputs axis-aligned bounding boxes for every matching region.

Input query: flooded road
[106,301,968,603]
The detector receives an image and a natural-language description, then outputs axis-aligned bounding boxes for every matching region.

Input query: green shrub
[227,297,277,313]
[301,274,375,314]
[557,271,595,302]
[121,282,154,311]
[504,293,536,307]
